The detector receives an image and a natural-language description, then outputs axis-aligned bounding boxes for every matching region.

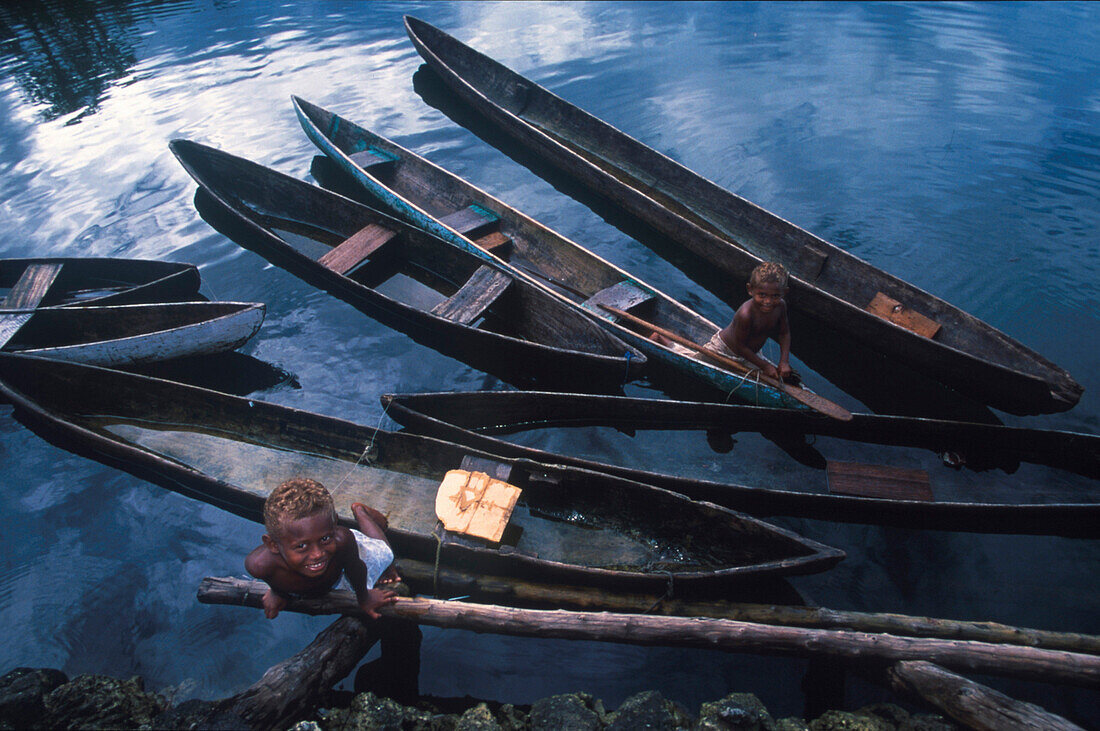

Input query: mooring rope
[331,399,392,492]
[644,571,676,614]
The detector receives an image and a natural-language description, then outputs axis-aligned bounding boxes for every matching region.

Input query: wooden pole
[599,304,853,421]
[198,577,1100,689]
[888,660,1085,731]
[391,558,1100,656]
[217,615,379,731]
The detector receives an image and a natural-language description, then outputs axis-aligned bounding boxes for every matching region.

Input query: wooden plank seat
[471,230,513,257]
[318,223,398,275]
[581,280,655,317]
[348,145,398,172]
[439,204,500,238]
[866,292,941,339]
[3,263,63,309]
[431,265,513,325]
[826,460,933,501]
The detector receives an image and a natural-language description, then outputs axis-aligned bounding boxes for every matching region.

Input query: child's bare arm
[730,310,781,379]
[245,547,289,619]
[775,306,792,379]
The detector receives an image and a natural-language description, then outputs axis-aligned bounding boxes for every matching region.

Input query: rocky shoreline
[0,666,958,730]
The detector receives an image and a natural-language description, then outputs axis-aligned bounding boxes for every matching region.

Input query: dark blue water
[0,1,1097,724]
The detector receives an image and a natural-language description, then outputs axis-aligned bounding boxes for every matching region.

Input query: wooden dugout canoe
[404,16,1083,416]
[0,353,845,591]
[294,96,833,415]
[169,139,644,391]
[380,390,1100,537]
[0,258,201,309]
[3,301,264,366]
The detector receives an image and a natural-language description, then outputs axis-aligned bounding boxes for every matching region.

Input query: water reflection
[0,0,141,122]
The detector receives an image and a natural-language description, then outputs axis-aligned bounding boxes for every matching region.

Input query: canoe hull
[5,302,264,366]
[293,97,813,412]
[404,16,1082,415]
[381,390,1100,537]
[0,354,845,592]
[173,139,644,392]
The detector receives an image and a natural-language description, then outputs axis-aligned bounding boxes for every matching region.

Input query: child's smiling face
[270,511,339,578]
[748,281,786,312]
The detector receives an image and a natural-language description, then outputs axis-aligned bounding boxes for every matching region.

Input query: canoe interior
[0,355,832,587]
[379,391,1100,537]
[3,302,253,350]
[0,259,201,308]
[174,140,633,358]
[297,98,716,346]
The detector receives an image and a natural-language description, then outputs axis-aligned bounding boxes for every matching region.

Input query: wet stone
[529,692,605,731]
[697,692,776,730]
[808,710,893,731]
[320,691,441,731]
[776,719,811,731]
[606,690,693,730]
[0,667,68,725]
[456,702,501,730]
[150,698,249,730]
[40,674,167,729]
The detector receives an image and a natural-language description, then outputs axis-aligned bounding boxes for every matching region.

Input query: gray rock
[40,674,167,730]
[529,692,604,731]
[607,690,693,730]
[456,702,501,730]
[697,692,776,730]
[0,667,68,726]
[320,691,444,730]
[150,698,249,730]
[775,719,810,731]
[808,710,892,731]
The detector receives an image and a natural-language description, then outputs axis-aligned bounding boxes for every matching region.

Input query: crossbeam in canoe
[348,145,398,173]
[2,263,63,309]
[318,223,398,275]
[582,280,655,317]
[439,204,499,238]
[431,265,513,325]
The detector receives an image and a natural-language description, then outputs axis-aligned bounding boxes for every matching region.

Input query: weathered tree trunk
[198,577,1100,689]
[215,615,379,731]
[888,660,1085,730]
[393,558,1100,655]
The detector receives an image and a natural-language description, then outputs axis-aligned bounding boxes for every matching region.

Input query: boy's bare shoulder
[245,544,279,579]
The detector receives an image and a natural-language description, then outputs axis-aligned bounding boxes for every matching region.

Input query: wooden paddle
[0,263,63,347]
[599,304,853,422]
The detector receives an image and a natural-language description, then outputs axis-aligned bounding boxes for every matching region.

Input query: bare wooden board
[439,204,499,236]
[583,280,654,314]
[435,469,521,543]
[2,263,63,309]
[318,223,397,275]
[867,292,941,339]
[827,461,933,501]
[0,263,64,346]
[430,265,512,325]
[472,230,513,256]
[348,146,397,171]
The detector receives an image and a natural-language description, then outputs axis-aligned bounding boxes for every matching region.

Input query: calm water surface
[0,1,1098,724]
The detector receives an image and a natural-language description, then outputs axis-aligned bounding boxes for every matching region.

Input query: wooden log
[887,660,1085,731]
[198,577,1100,689]
[217,615,379,731]
[392,558,1100,656]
